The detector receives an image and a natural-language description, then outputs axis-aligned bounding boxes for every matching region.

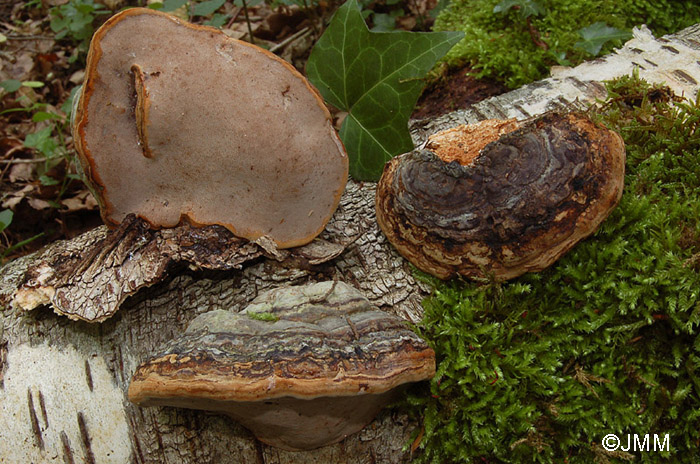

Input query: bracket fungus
[128,281,435,451]
[376,112,626,280]
[72,8,348,248]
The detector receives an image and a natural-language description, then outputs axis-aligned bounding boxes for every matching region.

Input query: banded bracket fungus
[375,112,626,281]
[72,8,348,248]
[128,281,435,451]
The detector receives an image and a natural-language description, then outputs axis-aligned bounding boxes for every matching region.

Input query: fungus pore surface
[73,8,348,248]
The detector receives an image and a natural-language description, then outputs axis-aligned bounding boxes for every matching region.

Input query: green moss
[434,0,700,88]
[407,75,700,463]
[246,312,279,322]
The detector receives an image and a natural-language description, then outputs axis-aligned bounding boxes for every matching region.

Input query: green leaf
[493,0,520,13]
[39,175,60,186]
[162,0,187,12]
[1,79,22,93]
[21,81,45,88]
[232,0,263,7]
[205,13,230,27]
[493,0,545,18]
[306,0,463,180]
[574,22,632,56]
[371,12,397,32]
[25,126,58,157]
[2,232,44,261]
[25,127,53,148]
[50,15,71,34]
[32,111,63,123]
[61,85,82,116]
[0,209,13,232]
[192,0,226,16]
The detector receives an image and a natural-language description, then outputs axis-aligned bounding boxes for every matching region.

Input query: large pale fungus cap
[127,281,435,451]
[376,112,626,280]
[73,8,348,248]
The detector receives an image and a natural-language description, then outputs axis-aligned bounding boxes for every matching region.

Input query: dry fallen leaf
[60,190,98,213]
[8,162,35,183]
[28,197,53,211]
[2,185,35,209]
[69,69,85,84]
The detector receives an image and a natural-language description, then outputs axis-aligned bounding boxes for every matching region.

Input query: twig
[0,158,58,165]
[225,7,242,29]
[269,27,311,54]
[4,34,55,41]
[240,0,256,45]
[526,17,548,50]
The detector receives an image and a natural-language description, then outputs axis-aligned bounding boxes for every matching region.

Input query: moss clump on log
[407,73,700,463]
[434,0,700,88]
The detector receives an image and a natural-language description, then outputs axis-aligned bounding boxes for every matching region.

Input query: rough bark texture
[1,23,700,464]
[12,214,349,322]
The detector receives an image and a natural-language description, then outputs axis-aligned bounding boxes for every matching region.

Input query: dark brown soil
[412,66,507,120]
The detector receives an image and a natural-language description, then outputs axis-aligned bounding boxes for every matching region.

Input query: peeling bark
[1,23,699,464]
[12,214,346,322]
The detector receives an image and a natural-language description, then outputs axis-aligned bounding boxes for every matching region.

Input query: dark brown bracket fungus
[127,281,435,451]
[73,8,348,249]
[376,112,626,281]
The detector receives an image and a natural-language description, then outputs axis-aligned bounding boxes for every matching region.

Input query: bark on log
[0,181,428,464]
[1,23,699,464]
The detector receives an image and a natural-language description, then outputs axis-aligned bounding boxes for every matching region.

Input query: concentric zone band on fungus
[376,112,626,281]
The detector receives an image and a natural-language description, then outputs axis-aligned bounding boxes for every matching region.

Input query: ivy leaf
[192,0,226,17]
[306,0,463,181]
[162,0,187,12]
[575,22,632,56]
[0,209,13,233]
[0,79,21,93]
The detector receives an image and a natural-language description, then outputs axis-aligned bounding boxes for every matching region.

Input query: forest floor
[0,0,505,263]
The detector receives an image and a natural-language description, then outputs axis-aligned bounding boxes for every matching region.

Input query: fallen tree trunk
[1,23,699,464]
[0,181,429,464]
